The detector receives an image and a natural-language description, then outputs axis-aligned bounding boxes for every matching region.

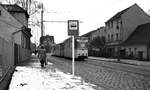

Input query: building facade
[0,4,31,79]
[121,23,150,60]
[2,4,32,63]
[105,4,150,57]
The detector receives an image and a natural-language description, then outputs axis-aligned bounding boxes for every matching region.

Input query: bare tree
[6,0,42,15]
[5,0,42,27]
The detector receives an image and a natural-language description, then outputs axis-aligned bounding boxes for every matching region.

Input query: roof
[81,29,98,37]
[106,4,136,23]
[1,4,29,18]
[122,22,150,45]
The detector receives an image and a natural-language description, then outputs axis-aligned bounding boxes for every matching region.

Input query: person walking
[38,45,47,67]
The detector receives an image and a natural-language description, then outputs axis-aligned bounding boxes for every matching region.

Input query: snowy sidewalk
[8,56,100,90]
[89,56,150,67]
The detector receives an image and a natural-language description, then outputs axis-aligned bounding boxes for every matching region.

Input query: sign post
[68,20,79,77]
[72,36,75,76]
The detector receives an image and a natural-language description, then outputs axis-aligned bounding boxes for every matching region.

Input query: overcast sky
[30,0,150,44]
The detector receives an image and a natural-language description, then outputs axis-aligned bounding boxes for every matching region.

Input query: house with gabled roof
[0,3,32,77]
[105,3,150,57]
[121,23,150,60]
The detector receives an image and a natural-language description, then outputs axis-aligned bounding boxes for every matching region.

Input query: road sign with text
[68,20,79,36]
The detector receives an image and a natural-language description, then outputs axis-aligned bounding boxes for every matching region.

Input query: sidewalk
[8,55,102,90]
[89,56,150,67]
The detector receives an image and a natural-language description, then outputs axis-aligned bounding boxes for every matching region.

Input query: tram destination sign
[68,20,79,36]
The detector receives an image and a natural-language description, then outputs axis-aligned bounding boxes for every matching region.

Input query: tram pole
[41,3,44,37]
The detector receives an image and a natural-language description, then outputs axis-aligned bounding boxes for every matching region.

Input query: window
[134,48,137,56]
[111,21,113,28]
[134,48,137,51]
[108,23,110,29]
[116,33,119,40]
[116,20,119,30]
[129,48,131,52]
[111,34,113,41]
[108,34,110,41]
[116,25,119,30]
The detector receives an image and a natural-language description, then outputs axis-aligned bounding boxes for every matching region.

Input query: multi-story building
[105,3,150,57]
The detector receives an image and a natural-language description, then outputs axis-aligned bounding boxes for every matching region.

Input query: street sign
[68,20,79,77]
[68,20,79,36]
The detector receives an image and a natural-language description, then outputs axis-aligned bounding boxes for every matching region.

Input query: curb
[88,57,150,66]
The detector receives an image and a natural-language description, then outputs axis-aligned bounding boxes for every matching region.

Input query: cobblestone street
[47,55,150,90]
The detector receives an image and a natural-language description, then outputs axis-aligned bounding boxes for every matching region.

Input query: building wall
[105,4,150,58]
[106,4,150,45]
[105,18,122,45]
[91,27,105,40]
[0,5,23,78]
[122,4,150,41]
[0,5,23,65]
[10,12,28,27]
[0,5,30,66]
[0,37,14,78]
[122,44,147,59]
[20,47,31,62]
[14,32,22,45]
[0,5,23,42]
[0,37,14,66]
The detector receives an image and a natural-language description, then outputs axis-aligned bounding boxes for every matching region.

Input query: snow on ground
[9,62,99,90]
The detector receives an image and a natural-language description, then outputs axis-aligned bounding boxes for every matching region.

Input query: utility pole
[41,3,44,37]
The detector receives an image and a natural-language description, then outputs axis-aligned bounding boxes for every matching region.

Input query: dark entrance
[138,51,143,60]
[14,43,19,65]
